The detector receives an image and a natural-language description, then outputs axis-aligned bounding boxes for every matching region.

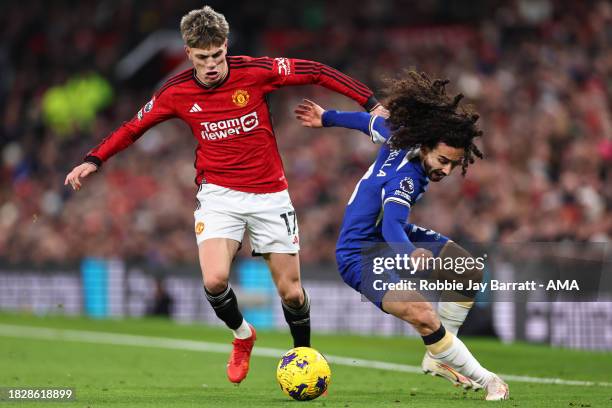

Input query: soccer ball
[276,347,331,401]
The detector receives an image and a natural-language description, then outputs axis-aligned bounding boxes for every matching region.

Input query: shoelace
[230,339,252,364]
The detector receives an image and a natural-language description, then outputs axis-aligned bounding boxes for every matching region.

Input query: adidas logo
[189,103,203,113]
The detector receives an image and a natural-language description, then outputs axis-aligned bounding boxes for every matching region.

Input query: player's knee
[440,242,483,283]
[279,285,304,307]
[461,250,484,284]
[203,276,229,294]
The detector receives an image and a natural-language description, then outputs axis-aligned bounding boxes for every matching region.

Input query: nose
[441,164,452,176]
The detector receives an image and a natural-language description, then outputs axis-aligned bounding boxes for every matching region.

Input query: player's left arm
[263,57,385,113]
[294,99,391,144]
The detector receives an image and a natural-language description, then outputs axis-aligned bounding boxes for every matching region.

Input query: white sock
[232,319,252,339]
[438,301,472,336]
[431,333,494,386]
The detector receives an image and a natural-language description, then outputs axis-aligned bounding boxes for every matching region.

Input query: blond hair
[180,6,229,48]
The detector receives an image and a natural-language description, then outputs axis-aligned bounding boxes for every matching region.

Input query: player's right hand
[64,162,98,191]
[294,98,324,128]
[369,103,390,119]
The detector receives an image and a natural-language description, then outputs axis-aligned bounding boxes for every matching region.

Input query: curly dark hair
[384,71,483,175]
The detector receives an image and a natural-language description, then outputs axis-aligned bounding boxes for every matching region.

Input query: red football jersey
[86,56,377,193]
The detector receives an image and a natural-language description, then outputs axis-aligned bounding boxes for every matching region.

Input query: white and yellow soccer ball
[276,347,331,401]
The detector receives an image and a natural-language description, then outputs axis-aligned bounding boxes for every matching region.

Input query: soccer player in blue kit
[295,71,509,401]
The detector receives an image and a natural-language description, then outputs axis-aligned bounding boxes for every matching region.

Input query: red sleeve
[84,89,176,166]
[259,57,379,111]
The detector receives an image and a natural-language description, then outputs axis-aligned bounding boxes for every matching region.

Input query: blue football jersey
[321,112,429,257]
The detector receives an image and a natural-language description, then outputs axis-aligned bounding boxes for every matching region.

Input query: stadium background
[1,0,611,351]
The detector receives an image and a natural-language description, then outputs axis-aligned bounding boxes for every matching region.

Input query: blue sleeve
[381,200,416,255]
[322,110,391,144]
[383,174,421,208]
[380,172,424,256]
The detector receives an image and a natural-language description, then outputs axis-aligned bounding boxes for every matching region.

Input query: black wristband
[363,95,380,112]
[84,155,102,168]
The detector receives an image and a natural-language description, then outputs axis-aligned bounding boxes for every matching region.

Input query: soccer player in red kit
[65,5,386,384]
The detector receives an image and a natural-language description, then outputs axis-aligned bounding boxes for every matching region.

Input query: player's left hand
[294,98,324,128]
[369,104,390,118]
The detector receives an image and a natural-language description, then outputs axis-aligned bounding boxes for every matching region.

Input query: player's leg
[382,293,508,400]
[194,184,255,383]
[337,234,507,399]
[398,292,482,390]
[434,241,484,336]
[198,238,250,336]
[424,241,486,388]
[246,189,310,348]
[404,225,486,388]
[198,239,257,384]
[264,252,311,347]
[404,226,483,334]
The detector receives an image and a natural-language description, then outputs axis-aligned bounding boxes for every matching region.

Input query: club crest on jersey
[400,177,415,194]
[232,89,250,107]
[195,221,205,235]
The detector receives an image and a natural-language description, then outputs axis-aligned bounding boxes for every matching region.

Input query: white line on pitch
[0,324,609,388]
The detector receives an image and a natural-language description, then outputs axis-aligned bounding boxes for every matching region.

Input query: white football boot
[421,352,483,391]
[484,374,509,401]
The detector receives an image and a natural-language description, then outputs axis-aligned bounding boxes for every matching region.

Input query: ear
[184,45,191,59]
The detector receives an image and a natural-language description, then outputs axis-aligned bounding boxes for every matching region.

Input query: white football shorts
[193,183,300,254]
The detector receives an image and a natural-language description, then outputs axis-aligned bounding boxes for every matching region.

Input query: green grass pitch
[1,312,611,407]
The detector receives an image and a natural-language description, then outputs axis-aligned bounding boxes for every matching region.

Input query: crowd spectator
[1,0,610,267]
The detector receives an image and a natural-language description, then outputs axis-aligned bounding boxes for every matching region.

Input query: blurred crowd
[1,0,611,267]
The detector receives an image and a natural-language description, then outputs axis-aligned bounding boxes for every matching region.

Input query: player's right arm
[64,88,176,191]
[294,99,391,144]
